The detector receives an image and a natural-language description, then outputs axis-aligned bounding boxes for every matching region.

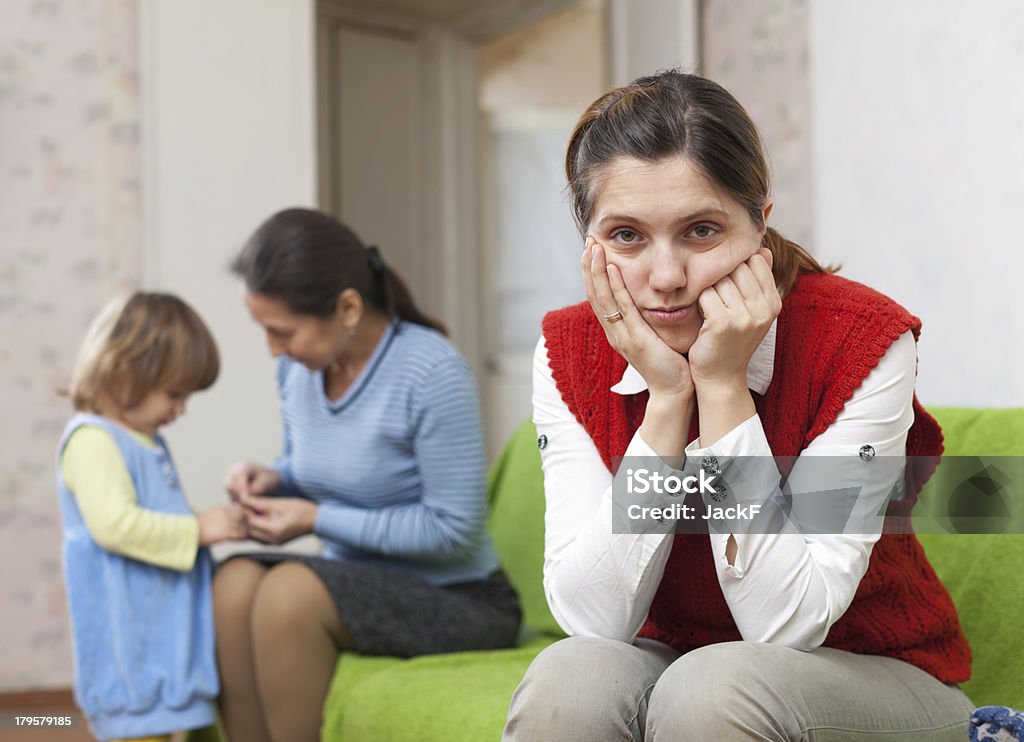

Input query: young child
[55,291,247,742]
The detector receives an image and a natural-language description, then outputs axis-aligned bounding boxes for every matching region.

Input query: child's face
[119,389,189,435]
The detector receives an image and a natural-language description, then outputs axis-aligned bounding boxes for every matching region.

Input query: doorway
[477,1,607,454]
[316,0,602,457]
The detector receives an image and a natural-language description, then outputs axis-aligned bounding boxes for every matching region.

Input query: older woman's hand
[688,248,781,389]
[584,239,695,403]
[240,493,318,545]
[224,461,282,503]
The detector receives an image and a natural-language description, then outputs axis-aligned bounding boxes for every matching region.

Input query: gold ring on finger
[604,309,624,323]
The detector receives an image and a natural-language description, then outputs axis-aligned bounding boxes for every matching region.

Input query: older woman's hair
[231,208,447,335]
[68,292,220,412]
[565,69,834,295]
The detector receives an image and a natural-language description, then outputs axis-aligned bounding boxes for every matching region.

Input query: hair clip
[367,245,385,275]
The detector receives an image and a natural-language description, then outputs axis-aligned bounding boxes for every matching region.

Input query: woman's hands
[238,494,318,545]
[689,248,781,448]
[584,238,694,403]
[584,240,780,454]
[688,247,781,388]
[585,238,695,459]
[224,461,317,545]
[224,461,282,502]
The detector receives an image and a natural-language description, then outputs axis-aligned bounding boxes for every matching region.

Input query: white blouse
[533,323,918,651]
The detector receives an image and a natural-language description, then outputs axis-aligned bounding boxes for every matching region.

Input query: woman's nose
[648,243,686,293]
[266,334,284,357]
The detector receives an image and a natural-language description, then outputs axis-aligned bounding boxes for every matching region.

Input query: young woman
[503,71,972,741]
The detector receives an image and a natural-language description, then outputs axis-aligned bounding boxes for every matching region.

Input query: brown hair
[565,70,835,295]
[231,208,447,335]
[68,292,220,412]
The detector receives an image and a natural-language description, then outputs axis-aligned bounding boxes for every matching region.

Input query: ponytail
[762,226,839,297]
[370,252,446,337]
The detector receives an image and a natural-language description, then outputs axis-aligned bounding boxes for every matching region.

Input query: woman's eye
[688,224,719,239]
[612,229,640,244]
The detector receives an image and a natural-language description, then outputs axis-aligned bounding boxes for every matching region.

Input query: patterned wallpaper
[703,0,813,249]
[0,0,140,689]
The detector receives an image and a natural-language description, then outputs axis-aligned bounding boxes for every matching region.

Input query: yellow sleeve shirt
[61,426,200,572]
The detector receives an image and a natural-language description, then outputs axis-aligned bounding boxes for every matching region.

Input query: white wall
[810,0,1024,407]
[141,0,317,529]
[608,0,699,84]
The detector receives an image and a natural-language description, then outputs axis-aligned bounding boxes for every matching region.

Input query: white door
[481,111,586,456]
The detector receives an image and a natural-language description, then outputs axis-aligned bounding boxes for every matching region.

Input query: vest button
[707,480,728,503]
[859,444,876,462]
[537,434,548,450]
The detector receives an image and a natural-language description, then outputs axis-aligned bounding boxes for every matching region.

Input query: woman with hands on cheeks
[502,71,973,741]
[214,209,520,742]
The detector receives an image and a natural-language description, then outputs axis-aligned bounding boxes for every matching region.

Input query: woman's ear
[335,288,364,332]
[760,201,774,233]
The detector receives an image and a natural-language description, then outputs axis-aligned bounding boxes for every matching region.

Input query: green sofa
[192,407,1023,741]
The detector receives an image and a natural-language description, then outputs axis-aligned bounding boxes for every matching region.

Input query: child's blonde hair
[68,292,220,412]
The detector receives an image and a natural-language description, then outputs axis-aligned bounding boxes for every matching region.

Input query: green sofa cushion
[917,407,1024,709]
[321,636,556,741]
[931,407,1024,457]
[487,420,564,638]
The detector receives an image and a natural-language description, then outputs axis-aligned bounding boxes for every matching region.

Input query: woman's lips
[644,304,694,323]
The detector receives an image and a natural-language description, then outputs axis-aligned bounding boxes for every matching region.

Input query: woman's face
[243,290,345,371]
[587,155,768,354]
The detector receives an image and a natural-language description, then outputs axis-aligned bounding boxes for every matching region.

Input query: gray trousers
[502,636,974,741]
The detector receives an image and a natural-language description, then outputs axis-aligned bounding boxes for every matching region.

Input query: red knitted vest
[542,271,971,683]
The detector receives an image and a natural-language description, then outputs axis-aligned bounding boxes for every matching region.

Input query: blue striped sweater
[273,320,500,585]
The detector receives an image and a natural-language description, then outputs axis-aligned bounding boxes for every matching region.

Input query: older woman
[503,71,972,741]
[215,208,520,742]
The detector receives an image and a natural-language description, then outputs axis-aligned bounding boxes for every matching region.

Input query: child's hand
[198,504,248,546]
[224,461,281,502]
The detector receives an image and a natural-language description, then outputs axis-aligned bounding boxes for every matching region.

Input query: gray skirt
[222,552,521,657]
